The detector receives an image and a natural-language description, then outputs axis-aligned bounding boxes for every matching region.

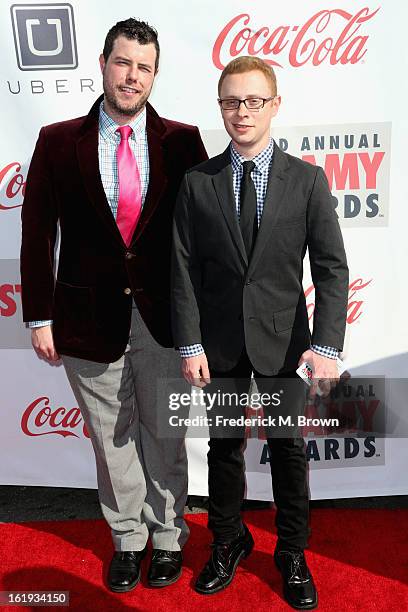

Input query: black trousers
[207,350,310,551]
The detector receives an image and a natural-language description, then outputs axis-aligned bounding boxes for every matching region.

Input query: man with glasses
[172,56,348,608]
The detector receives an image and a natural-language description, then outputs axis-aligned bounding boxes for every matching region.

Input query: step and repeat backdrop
[1,1,407,499]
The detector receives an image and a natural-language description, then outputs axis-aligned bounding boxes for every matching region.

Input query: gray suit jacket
[171,143,349,375]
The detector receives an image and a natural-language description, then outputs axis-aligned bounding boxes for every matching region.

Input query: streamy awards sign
[273,123,391,226]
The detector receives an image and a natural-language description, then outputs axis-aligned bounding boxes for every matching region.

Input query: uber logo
[10,4,78,70]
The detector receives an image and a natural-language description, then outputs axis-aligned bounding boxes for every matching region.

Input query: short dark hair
[103,18,160,73]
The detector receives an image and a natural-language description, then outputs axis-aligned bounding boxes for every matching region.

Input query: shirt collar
[99,101,147,142]
[230,138,274,174]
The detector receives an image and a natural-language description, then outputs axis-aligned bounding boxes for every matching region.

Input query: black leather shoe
[147,550,183,587]
[195,524,254,594]
[274,549,318,610]
[108,547,147,592]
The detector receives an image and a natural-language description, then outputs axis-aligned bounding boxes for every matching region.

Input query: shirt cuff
[311,344,338,359]
[179,343,337,359]
[28,320,53,328]
[179,344,205,358]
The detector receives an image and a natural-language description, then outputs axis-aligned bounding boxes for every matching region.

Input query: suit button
[124,287,132,295]
[245,278,252,285]
[125,251,134,260]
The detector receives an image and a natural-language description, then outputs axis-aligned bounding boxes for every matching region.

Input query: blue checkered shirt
[29,102,149,328]
[179,139,338,360]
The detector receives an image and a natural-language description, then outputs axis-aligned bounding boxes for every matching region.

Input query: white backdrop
[1,0,407,499]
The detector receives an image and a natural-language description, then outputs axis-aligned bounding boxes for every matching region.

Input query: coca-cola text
[213,8,379,70]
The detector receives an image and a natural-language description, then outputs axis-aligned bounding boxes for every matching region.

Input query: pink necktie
[116,125,142,246]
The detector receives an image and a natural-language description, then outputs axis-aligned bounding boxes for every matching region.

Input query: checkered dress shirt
[98,102,149,219]
[29,102,149,328]
[179,139,338,360]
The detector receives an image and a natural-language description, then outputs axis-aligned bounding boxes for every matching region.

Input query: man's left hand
[298,349,339,398]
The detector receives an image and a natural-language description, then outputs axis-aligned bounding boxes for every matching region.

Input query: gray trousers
[62,304,189,552]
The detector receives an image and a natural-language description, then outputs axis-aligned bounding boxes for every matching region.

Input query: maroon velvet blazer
[20,95,208,362]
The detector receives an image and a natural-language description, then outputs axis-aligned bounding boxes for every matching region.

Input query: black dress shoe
[108,547,147,593]
[147,550,183,587]
[274,549,318,610]
[195,524,254,594]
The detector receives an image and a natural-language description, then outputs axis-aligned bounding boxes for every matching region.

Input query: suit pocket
[270,218,306,255]
[271,214,306,229]
[273,306,297,333]
[53,281,94,333]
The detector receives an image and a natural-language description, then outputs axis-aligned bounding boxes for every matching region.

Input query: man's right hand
[31,325,60,362]
[181,354,211,388]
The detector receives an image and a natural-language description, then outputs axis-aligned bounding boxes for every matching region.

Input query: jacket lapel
[76,95,125,246]
[212,147,248,267]
[130,103,168,244]
[248,144,290,275]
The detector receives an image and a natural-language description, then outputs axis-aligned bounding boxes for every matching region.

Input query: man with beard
[20,18,207,592]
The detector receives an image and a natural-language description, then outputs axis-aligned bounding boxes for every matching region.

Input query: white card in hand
[296,358,346,396]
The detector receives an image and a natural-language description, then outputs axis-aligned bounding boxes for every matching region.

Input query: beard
[103,75,151,118]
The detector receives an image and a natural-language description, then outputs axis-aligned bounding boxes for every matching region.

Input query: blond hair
[218,56,277,97]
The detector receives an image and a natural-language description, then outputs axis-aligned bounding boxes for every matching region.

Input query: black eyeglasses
[218,96,276,110]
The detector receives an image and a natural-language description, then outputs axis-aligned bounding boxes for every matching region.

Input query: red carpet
[1,509,407,611]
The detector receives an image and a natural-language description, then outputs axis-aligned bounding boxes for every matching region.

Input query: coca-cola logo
[305,277,372,324]
[21,396,90,439]
[0,162,26,210]
[213,7,379,70]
